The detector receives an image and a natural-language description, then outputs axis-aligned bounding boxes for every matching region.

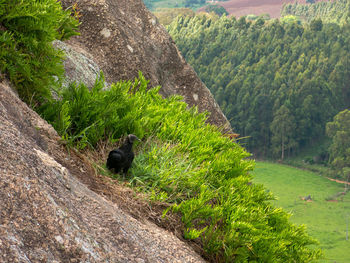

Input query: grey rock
[0,79,206,263]
[60,0,231,131]
[53,40,107,89]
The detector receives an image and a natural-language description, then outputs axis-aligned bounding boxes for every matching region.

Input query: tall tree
[326,109,350,179]
[270,105,296,160]
[168,14,350,157]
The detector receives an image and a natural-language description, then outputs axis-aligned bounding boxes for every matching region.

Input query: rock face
[0,80,205,262]
[60,0,230,130]
[53,40,105,89]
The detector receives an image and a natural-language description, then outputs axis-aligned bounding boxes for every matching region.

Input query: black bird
[106,134,140,178]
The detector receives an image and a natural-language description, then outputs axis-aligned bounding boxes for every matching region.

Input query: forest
[143,0,228,12]
[282,0,350,24]
[167,12,350,165]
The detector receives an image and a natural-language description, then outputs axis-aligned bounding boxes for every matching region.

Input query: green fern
[0,0,79,104]
[40,72,322,262]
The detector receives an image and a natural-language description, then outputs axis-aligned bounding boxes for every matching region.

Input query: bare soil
[327,177,350,186]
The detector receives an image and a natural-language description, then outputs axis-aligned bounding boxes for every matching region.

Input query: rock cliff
[60,0,230,130]
[0,80,205,262]
[0,1,231,261]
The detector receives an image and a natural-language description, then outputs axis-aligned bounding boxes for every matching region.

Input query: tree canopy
[282,0,350,24]
[142,0,229,11]
[168,14,350,158]
[205,4,228,16]
[326,109,350,180]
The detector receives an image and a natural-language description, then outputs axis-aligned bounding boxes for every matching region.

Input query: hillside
[0,0,323,262]
[167,14,350,158]
[282,0,350,23]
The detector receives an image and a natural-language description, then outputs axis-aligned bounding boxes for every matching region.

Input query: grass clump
[41,72,322,262]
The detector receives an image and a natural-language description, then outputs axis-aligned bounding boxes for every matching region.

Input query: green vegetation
[282,137,330,176]
[143,0,200,11]
[252,162,350,262]
[184,0,206,8]
[282,0,350,24]
[326,109,350,180]
[0,0,79,104]
[167,14,350,159]
[1,1,328,262]
[40,73,322,262]
[143,0,228,11]
[205,4,228,17]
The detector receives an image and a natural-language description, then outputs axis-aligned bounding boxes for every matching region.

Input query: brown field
[199,0,307,18]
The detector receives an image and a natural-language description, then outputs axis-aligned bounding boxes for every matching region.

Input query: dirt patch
[327,177,350,186]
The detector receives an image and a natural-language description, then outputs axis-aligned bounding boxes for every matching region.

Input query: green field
[146,0,204,10]
[149,0,187,10]
[252,162,350,262]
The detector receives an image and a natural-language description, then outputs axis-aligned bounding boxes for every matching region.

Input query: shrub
[41,72,322,262]
[0,0,79,104]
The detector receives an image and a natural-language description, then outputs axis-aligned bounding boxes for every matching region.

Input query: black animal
[106,134,140,177]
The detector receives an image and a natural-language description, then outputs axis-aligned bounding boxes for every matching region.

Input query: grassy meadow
[148,0,204,10]
[252,162,350,262]
[151,0,187,9]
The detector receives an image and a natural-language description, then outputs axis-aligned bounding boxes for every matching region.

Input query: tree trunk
[281,136,285,160]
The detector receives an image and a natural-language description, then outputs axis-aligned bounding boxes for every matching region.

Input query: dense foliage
[205,4,228,17]
[0,0,79,104]
[326,109,350,180]
[142,0,228,11]
[168,14,350,158]
[41,73,322,262]
[282,0,350,24]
